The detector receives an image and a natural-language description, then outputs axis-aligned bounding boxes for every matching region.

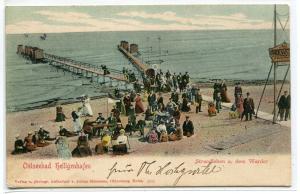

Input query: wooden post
[273,4,277,124]
[273,62,277,123]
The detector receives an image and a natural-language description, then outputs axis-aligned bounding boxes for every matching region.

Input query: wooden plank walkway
[118,45,148,73]
[201,95,290,128]
[44,53,129,82]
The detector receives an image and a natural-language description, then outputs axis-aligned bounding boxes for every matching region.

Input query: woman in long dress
[55,136,72,159]
[72,109,82,133]
[135,94,144,114]
[82,95,93,116]
[220,80,231,103]
[236,94,244,118]
[55,105,66,122]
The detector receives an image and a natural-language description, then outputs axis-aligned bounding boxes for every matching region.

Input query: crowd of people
[11,70,290,158]
[210,81,256,121]
[11,70,197,158]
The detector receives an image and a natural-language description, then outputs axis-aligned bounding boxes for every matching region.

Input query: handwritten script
[106,161,223,186]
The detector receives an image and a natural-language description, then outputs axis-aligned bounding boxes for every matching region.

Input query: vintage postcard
[5,4,291,188]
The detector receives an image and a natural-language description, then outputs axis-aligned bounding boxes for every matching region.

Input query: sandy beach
[6,84,291,159]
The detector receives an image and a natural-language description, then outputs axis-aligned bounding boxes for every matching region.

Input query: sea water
[6,30,290,112]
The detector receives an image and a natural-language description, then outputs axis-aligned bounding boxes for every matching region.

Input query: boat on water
[40,33,47,40]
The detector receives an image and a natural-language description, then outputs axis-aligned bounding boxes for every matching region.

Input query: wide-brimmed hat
[28,131,33,135]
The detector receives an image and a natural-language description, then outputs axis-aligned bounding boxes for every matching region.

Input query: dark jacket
[183,120,194,134]
[243,97,255,113]
[71,111,79,121]
[38,129,50,140]
[278,95,289,109]
[234,86,242,97]
[195,93,203,103]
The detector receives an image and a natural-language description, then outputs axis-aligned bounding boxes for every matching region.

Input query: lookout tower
[120,41,129,51]
[256,5,290,123]
[130,43,138,54]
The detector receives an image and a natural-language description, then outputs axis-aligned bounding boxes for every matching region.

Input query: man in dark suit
[242,92,255,121]
[278,91,290,121]
[182,116,194,137]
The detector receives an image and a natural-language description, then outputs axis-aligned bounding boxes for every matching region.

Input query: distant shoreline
[6,29,279,36]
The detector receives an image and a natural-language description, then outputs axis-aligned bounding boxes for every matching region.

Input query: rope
[277,14,289,32]
[276,64,290,104]
[256,64,273,117]
[276,13,290,42]
[276,12,289,17]
[273,64,290,120]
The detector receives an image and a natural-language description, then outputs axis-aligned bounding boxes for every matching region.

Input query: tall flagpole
[273,4,277,123]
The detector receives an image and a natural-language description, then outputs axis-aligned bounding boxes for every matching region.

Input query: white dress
[82,98,93,116]
[73,111,82,133]
[55,136,72,159]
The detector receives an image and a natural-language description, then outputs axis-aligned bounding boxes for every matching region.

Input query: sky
[5,5,289,34]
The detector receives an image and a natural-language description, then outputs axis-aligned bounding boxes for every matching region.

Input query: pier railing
[118,45,148,73]
[44,53,130,83]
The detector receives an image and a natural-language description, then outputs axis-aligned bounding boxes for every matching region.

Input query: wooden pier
[118,43,149,73]
[44,53,129,83]
[16,43,145,85]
